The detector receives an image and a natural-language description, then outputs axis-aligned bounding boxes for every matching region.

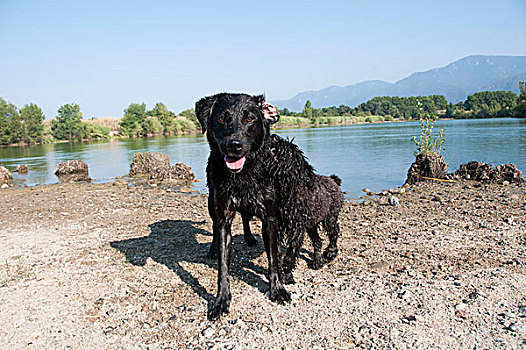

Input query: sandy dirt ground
[1,180,525,349]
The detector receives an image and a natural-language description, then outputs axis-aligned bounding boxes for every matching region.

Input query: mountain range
[272,55,526,111]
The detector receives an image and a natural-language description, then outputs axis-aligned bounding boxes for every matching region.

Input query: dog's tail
[330,174,342,186]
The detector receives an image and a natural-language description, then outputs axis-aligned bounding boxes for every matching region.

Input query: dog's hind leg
[281,233,305,284]
[321,215,340,265]
[241,213,258,247]
[307,225,323,270]
[262,215,291,304]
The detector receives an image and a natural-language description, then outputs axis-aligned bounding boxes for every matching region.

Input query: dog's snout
[226,139,244,153]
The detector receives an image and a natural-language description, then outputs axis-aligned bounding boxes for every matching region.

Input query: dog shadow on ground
[110,219,273,305]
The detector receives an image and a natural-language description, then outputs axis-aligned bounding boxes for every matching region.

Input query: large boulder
[129,152,194,182]
[129,152,170,178]
[55,160,92,182]
[406,153,449,185]
[0,165,13,185]
[456,161,524,184]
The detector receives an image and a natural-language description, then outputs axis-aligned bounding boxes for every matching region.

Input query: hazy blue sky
[1,0,525,117]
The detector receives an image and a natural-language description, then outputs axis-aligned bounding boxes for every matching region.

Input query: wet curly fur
[196,93,343,320]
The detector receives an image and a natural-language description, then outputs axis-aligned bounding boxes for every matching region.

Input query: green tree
[514,81,526,117]
[179,108,200,130]
[120,103,147,136]
[142,117,163,134]
[51,103,86,141]
[148,102,176,134]
[20,103,45,143]
[0,98,20,145]
[0,98,26,145]
[302,100,314,121]
[464,91,518,117]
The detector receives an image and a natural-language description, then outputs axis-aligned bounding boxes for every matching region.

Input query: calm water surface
[1,118,524,198]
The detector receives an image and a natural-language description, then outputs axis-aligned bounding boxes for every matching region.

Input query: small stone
[1,183,8,189]
[518,305,526,318]
[402,315,417,323]
[60,212,70,216]
[388,196,399,206]
[431,194,443,202]
[507,321,525,333]
[202,327,215,338]
[362,188,370,193]
[455,303,467,311]
[502,180,510,185]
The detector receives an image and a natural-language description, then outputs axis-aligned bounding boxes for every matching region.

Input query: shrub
[142,117,163,135]
[411,101,445,157]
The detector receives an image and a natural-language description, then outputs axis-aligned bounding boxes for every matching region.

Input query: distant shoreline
[2,115,523,149]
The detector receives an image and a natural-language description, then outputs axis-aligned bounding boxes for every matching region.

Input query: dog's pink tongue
[224,156,246,170]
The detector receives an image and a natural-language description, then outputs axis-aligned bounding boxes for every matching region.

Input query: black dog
[196,93,343,320]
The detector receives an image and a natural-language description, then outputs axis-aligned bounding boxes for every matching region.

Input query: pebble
[202,327,215,338]
[362,188,370,193]
[1,183,8,189]
[363,200,376,207]
[455,303,467,311]
[431,194,443,202]
[388,196,399,206]
[507,321,525,333]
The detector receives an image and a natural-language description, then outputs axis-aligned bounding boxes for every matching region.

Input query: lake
[1,118,525,198]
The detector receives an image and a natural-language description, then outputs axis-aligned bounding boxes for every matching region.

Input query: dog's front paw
[322,249,338,264]
[269,286,291,304]
[208,297,230,321]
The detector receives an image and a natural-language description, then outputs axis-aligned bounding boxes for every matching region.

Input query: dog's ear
[256,95,279,124]
[195,95,218,133]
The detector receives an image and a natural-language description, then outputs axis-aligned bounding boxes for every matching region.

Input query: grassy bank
[274,115,396,128]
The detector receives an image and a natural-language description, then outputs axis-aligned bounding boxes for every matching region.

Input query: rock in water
[0,166,13,185]
[406,153,449,185]
[456,161,524,185]
[55,160,91,182]
[129,152,194,182]
[129,152,170,178]
[16,164,29,174]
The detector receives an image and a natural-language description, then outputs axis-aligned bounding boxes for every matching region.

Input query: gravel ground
[1,180,525,349]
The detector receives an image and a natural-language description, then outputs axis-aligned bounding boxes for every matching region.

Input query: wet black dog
[196,93,343,320]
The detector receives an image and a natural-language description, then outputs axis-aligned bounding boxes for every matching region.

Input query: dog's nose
[226,139,243,153]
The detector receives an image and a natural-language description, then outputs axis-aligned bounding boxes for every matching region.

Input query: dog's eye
[246,117,254,123]
[217,117,224,124]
